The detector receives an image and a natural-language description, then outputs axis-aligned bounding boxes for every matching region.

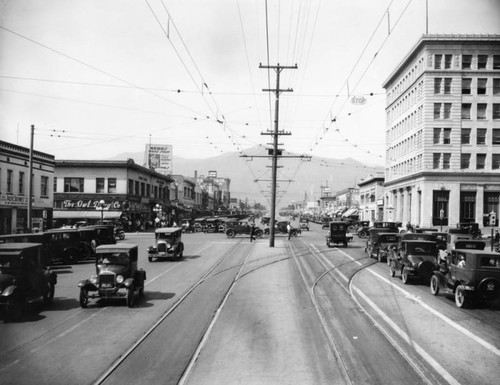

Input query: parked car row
[0,225,116,265]
[363,226,500,308]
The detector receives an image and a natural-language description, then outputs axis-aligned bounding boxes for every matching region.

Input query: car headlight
[116,275,124,284]
[90,275,98,284]
[167,243,172,249]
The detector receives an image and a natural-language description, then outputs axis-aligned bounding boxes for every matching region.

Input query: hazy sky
[1,0,500,170]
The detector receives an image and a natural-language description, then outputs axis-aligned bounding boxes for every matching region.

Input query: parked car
[78,225,116,255]
[430,249,500,308]
[389,240,439,284]
[299,218,309,231]
[455,222,481,238]
[356,220,371,238]
[371,232,399,262]
[102,220,126,240]
[0,232,53,266]
[0,243,57,321]
[366,227,398,259]
[180,218,194,233]
[193,218,205,232]
[326,221,350,247]
[78,243,145,308]
[265,221,301,237]
[147,227,184,261]
[225,220,263,238]
[45,228,91,264]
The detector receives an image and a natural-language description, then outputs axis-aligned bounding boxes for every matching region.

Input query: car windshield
[158,233,176,241]
[97,252,129,265]
[407,243,437,255]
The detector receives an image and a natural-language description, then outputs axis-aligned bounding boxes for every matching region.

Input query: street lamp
[96,199,106,224]
[153,204,162,227]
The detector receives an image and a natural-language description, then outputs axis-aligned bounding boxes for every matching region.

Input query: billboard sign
[144,144,173,175]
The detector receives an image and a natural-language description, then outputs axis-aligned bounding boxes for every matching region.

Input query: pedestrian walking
[250,222,256,242]
[287,221,291,240]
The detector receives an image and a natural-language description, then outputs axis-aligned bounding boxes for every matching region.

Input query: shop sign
[62,199,123,210]
[0,194,28,206]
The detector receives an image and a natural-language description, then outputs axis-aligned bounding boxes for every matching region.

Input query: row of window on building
[3,169,49,197]
[387,54,500,107]
[432,152,500,170]
[57,177,169,200]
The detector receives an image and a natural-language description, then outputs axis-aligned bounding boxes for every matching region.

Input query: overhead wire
[0,25,205,118]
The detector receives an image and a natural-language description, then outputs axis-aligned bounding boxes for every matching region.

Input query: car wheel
[255,230,263,238]
[5,299,24,322]
[148,256,153,262]
[389,264,395,277]
[401,269,409,284]
[119,233,125,240]
[79,288,89,308]
[63,251,78,265]
[43,281,55,305]
[226,230,235,238]
[126,285,135,308]
[359,230,367,238]
[430,275,440,296]
[455,285,470,308]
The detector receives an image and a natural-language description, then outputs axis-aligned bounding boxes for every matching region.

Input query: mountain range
[109,146,383,207]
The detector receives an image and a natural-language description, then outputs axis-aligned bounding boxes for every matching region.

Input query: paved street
[1,225,499,385]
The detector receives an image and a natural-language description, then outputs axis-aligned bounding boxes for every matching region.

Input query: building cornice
[382,34,500,88]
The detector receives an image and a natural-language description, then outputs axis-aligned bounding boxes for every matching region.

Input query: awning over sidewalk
[342,208,358,217]
[53,210,123,220]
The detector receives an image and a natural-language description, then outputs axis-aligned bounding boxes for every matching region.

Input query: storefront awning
[342,208,359,217]
[53,210,123,219]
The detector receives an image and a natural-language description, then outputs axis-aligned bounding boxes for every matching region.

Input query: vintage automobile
[370,232,399,263]
[389,240,439,284]
[431,249,500,308]
[225,220,263,238]
[102,220,126,240]
[299,218,310,231]
[44,228,91,264]
[264,221,301,237]
[366,228,398,259]
[326,221,350,247]
[78,243,145,308]
[180,218,195,233]
[455,222,481,238]
[147,227,184,261]
[356,220,371,238]
[0,243,57,321]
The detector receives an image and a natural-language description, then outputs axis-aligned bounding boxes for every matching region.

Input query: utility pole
[27,124,34,232]
[260,63,297,247]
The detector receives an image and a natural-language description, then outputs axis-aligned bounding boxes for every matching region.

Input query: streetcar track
[177,241,254,384]
[288,240,354,385]
[306,238,449,385]
[93,239,245,385]
[0,243,216,371]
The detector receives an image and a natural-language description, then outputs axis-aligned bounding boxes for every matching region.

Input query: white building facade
[383,34,500,228]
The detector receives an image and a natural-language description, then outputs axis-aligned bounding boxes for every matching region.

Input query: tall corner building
[382,34,500,228]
